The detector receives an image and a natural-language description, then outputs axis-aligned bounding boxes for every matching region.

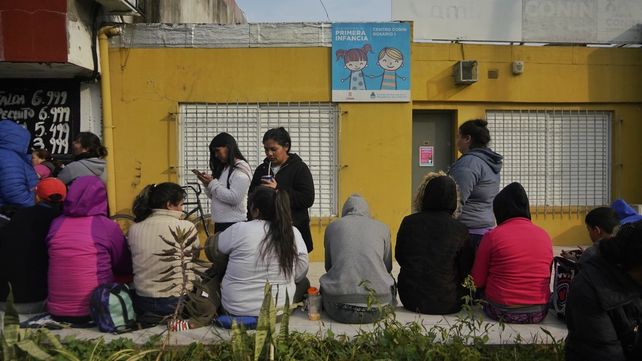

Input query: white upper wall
[393,0,642,44]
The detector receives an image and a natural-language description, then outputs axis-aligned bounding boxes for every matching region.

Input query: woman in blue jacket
[0,119,38,210]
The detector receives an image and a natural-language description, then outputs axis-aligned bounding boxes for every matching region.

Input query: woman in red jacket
[471,182,553,324]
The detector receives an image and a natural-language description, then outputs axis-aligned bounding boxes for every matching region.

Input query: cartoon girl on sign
[372,47,406,90]
[336,44,372,90]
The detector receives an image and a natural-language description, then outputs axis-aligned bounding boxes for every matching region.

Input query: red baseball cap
[36,178,67,203]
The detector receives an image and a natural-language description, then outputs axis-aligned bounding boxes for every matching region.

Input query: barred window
[486,110,611,212]
[178,102,338,218]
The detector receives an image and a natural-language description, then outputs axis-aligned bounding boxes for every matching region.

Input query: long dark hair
[459,119,491,149]
[209,132,247,179]
[74,132,108,160]
[132,182,186,222]
[250,187,297,278]
[262,127,291,154]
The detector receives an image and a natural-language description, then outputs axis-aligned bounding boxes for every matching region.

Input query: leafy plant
[1,284,71,360]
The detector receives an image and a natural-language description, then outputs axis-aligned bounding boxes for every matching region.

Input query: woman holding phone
[249,127,315,253]
[196,133,252,233]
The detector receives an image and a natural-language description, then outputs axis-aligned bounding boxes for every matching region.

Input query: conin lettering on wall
[393,0,642,43]
[0,79,80,156]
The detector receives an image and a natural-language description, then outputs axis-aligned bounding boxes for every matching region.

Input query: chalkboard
[0,79,80,159]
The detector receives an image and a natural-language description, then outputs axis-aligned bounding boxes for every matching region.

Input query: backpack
[89,283,137,333]
[551,255,579,321]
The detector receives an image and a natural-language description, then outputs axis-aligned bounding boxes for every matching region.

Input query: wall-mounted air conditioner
[454,60,478,85]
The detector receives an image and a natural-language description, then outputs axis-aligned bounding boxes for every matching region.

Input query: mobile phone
[191,169,203,176]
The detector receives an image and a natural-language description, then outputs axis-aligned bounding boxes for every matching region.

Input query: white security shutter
[179,103,338,217]
[486,110,611,212]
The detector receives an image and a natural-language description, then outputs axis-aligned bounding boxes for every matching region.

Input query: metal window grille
[178,102,339,218]
[486,110,611,214]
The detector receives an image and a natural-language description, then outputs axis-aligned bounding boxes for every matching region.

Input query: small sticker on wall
[419,146,434,167]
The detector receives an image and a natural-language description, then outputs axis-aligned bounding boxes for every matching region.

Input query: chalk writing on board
[0,80,79,157]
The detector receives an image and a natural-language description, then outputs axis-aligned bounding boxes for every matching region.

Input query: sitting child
[47,176,131,324]
[471,182,553,324]
[127,183,198,323]
[573,207,619,265]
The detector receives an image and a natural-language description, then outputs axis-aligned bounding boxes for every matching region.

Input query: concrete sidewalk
[2,256,572,346]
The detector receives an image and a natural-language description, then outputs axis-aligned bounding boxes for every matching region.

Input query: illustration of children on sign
[371,47,406,90]
[336,44,373,90]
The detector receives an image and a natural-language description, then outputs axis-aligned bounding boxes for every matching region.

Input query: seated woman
[127,182,198,321]
[212,187,309,316]
[471,182,553,324]
[396,172,474,315]
[0,177,66,313]
[320,194,395,324]
[46,176,131,324]
[565,221,642,361]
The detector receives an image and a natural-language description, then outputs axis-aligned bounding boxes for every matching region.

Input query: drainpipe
[98,26,121,214]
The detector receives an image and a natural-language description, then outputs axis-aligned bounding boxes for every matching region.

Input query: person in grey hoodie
[320,194,395,324]
[448,119,503,248]
[57,132,107,185]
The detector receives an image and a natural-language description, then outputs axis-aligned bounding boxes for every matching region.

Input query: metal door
[411,111,455,205]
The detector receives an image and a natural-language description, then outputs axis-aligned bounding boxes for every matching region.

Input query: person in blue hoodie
[611,199,642,225]
[0,119,39,210]
[448,119,503,248]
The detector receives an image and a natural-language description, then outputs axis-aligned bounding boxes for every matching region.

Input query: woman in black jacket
[565,220,642,361]
[249,127,315,252]
[395,172,474,314]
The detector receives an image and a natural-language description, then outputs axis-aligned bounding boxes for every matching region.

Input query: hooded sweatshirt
[565,244,642,361]
[0,120,38,207]
[448,147,503,230]
[471,182,553,306]
[57,157,107,185]
[320,194,394,305]
[395,176,474,314]
[611,199,642,225]
[46,176,132,317]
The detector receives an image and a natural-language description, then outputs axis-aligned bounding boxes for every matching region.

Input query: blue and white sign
[332,22,411,102]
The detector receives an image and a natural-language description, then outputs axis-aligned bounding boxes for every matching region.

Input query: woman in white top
[214,187,309,316]
[197,132,251,233]
[127,182,197,323]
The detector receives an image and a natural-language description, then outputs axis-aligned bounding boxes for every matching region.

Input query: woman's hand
[197,173,214,186]
[261,177,278,189]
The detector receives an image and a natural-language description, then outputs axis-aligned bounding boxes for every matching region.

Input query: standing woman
[249,127,315,252]
[448,119,503,248]
[196,133,252,233]
[57,132,108,185]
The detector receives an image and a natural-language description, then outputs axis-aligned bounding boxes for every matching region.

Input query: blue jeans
[134,294,179,317]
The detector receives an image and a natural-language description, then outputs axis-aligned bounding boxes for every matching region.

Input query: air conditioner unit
[454,60,478,85]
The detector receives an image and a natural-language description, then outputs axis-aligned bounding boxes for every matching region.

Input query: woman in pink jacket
[46,176,132,324]
[471,182,553,324]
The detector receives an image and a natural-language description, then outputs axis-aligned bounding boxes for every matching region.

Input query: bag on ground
[551,256,579,321]
[90,283,137,333]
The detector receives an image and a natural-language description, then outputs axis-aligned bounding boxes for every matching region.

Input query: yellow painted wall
[108,43,642,260]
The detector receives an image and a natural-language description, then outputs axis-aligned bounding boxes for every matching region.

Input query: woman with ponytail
[127,182,198,322]
[211,187,309,316]
[57,132,108,185]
